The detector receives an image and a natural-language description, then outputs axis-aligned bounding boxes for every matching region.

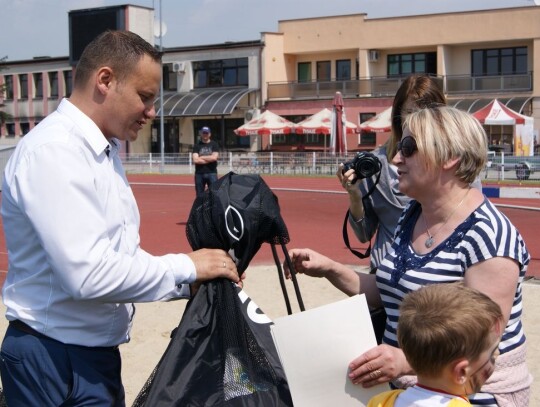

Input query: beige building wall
[276,7,540,82]
[263,6,540,149]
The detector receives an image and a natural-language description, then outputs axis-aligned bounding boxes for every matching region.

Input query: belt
[9,320,119,351]
[9,319,48,339]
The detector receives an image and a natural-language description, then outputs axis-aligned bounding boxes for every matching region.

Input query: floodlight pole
[159,0,165,173]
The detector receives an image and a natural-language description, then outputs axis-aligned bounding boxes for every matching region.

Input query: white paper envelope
[270,294,389,407]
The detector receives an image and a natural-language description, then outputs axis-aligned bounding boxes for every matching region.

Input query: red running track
[0,173,539,288]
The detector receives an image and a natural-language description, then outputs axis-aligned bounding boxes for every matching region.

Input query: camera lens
[356,158,380,178]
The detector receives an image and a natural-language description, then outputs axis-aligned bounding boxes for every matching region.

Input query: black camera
[342,152,382,183]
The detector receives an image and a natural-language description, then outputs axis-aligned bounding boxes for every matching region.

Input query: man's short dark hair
[74,30,162,89]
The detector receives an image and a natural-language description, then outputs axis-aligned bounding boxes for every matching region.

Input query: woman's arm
[464,256,520,328]
[284,248,381,307]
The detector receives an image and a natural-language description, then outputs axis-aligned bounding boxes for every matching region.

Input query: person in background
[286,106,531,406]
[0,30,240,407]
[367,283,503,407]
[336,75,449,344]
[337,75,448,272]
[192,126,220,198]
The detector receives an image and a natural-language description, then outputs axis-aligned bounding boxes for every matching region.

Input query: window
[33,73,43,98]
[63,70,72,97]
[336,60,351,81]
[3,75,13,99]
[304,134,324,146]
[387,52,436,76]
[49,72,59,98]
[360,112,376,123]
[471,47,527,76]
[163,65,177,91]
[359,132,376,145]
[317,61,331,81]
[359,113,377,146]
[20,122,30,135]
[19,74,28,99]
[6,123,15,136]
[298,62,311,83]
[193,58,248,88]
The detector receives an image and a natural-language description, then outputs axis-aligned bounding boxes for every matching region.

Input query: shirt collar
[57,98,111,158]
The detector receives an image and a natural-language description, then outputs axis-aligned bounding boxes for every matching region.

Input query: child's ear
[452,358,471,385]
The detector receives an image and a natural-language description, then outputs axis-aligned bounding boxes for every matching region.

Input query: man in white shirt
[0,30,240,407]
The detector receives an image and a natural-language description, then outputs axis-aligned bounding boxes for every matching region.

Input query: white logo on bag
[237,289,272,324]
[225,205,244,241]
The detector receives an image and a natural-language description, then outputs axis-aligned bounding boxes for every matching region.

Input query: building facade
[1,5,539,154]
[262,6,539,153]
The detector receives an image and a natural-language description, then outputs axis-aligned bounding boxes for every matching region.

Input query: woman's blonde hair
[403,106,488,184]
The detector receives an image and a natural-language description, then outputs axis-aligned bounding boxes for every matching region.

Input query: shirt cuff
[161,253,197,285]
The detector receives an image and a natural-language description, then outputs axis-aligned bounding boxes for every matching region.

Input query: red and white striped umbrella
[234,110,295,136]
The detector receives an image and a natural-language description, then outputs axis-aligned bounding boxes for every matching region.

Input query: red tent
[472,99,526,125]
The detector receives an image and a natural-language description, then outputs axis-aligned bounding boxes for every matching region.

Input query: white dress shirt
[1,98,195,347]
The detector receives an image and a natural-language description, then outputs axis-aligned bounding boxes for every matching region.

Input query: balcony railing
[445,73,532,94]
[267,73,532,100]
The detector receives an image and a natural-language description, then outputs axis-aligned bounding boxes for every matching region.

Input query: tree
[0,56,11,128]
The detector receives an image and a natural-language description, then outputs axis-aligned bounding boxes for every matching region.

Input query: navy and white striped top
[376,198,529,406]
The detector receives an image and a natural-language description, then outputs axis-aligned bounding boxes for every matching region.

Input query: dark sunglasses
[397,136,418,158]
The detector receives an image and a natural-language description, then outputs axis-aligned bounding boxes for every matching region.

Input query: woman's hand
[283,248,335,279]
[337,164,365,224]
[337,163,359,194]
[348,344,412,387]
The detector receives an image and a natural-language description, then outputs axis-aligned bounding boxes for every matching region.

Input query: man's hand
[187,248,239,283]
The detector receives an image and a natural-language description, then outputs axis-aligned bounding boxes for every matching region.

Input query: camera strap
[342,170,381,260]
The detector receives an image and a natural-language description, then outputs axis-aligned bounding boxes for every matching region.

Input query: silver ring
[223,261,226,268]
[346,181,352,187]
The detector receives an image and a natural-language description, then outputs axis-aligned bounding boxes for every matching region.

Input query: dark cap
[201,126,211,133]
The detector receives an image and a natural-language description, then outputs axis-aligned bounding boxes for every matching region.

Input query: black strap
[281,243,305,312]
[342,209,371,259]
[271,243,305,314]
[271,244,293,315]
[342,170,381,260]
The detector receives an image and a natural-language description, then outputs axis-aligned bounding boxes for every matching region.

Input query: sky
[1,0,536,62]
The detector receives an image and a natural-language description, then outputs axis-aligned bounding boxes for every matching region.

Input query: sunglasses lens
[398,137,417,157]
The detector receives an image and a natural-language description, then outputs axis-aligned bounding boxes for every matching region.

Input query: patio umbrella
[358,106,392,133]
[295,108,357,136]
[234,110,296,136]
[330,91,347,154]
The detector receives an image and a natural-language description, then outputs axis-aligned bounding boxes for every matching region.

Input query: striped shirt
[376,198,529,406]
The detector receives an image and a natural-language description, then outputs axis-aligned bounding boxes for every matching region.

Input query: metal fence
[121,151,540,182]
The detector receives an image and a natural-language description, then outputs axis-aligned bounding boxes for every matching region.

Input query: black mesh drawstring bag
[132,172,302,407]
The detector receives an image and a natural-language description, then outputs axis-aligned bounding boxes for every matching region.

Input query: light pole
[158,0,165,173]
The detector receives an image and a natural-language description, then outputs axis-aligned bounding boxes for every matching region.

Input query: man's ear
[96,67,114,94]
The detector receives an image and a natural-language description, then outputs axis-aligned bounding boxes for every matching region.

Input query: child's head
[398,282,503,393]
